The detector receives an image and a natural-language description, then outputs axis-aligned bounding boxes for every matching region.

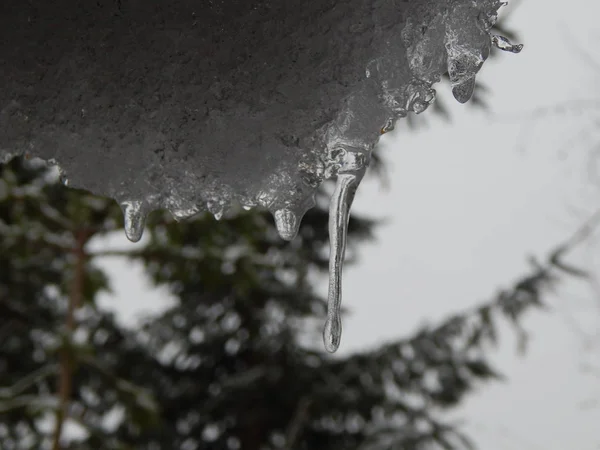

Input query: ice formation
[0,0,521,352]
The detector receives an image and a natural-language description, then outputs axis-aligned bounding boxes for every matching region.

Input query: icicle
[446,54,480,104]
[492,35,523,53]
[324,172,361,353]
[274,208,299,241]
[451,76,476,104]
[121,200,147,243]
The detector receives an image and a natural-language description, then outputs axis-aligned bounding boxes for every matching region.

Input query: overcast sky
[94,0,600,448]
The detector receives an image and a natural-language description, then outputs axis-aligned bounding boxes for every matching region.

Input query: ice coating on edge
[0,0,522,352]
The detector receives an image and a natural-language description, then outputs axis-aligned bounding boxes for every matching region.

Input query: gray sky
[93,0,600,448]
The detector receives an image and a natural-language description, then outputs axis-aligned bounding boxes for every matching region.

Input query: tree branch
[51,229,88,450]
[283,396,312,450]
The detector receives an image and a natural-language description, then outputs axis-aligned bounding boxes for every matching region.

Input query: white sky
[94,0,600,448]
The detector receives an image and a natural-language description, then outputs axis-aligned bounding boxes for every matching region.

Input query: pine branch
[0,364,59,400]
[326,210,600,449]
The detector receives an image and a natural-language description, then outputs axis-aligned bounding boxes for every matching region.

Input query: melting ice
[0,0,522,352]
[121,201,147,243]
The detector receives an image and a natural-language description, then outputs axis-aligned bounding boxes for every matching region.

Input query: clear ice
[274,209,301,242]
[492,34,524,53]
[324,172,362,353]
[121,201,147,243]
[0,0,522,352]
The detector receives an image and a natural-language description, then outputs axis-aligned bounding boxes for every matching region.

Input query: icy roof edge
[0,0,519,234]
[0,0,521,351]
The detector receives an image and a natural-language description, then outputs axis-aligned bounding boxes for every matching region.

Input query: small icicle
[324,172,360,353]
[451,76,476,104]
[491,35,523,53]
[447,53,479,104]
[207,201,224,220]
[121,201,147,243]
[274,208,299,241]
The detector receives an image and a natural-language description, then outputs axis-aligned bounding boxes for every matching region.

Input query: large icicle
[324,172,362,353]
[322,143,370,353]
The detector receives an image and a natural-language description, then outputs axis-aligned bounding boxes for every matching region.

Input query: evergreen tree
[0,154,585,450]
[0,158,159,450]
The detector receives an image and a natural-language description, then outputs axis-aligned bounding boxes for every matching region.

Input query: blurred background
[1,0,600,448]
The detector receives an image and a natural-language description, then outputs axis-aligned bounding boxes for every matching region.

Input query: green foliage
[0,153,580,450]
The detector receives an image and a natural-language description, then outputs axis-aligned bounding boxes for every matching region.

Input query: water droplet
[121,201,147,243]
[324,172,360,353]
[491,35,523,53]
[323,315,342,354]
[452,76,476,103]
[273,208,299,241]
